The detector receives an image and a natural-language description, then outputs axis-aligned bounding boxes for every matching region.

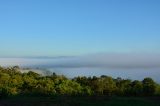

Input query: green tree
[115,79,132,96]
[91,76,117,95]
[35,77,56,95]
[142,77,156,96]
[56,80,83,95]
[131,80,143,96]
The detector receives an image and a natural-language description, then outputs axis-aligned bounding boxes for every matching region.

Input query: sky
[0,0,160,57]
[1,53,160,69]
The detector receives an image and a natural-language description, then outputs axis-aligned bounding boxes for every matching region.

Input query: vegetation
[0,66,160,105]
[0,66,160,98]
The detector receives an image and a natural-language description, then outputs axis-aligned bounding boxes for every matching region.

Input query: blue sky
[0,0,160,57]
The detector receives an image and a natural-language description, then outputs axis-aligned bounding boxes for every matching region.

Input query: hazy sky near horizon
[1,53,160,69]
[0,53,160,82]
[0,0,160,57]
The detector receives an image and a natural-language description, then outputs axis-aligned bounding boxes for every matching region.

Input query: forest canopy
[0,66,160,98]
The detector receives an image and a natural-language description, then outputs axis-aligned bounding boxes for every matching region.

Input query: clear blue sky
[0,0,160,57]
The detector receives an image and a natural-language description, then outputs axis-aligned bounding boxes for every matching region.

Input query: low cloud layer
[0,53,160,69]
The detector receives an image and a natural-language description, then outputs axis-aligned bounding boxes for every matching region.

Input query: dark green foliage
[142,77,156,96]
[115,78,132,96]
[131,80,143,96]
[0,66,159,98]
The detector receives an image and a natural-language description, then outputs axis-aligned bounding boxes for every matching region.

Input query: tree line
[0,66,160,98]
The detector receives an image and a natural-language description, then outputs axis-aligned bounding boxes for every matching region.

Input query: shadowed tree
[131,80,143,96]
[142,77,156,96]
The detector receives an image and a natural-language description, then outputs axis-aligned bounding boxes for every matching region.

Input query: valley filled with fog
[1,53,160,82]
